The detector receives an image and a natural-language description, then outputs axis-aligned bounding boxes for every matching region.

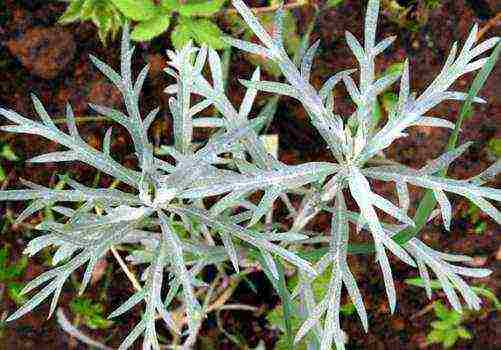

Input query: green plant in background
[427,301,471,348]
[464,202,488,234]
[0,143,19,181]
[382,0,443,32]
[59,0,126,44]
[59,0,228,48]
[69,297,113,329]
[406,277,499,348]
[487,137,501,158]
[0,246,28,305]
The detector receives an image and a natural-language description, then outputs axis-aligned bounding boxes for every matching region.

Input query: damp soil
[0,0,499,349]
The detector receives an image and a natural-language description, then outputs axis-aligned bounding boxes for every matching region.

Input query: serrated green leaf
[81,0,98,19]
[131,14,171,41]
[172,17,226,49]
[58,0,86,24]
[171,21,192,49]
[111,0,158,21]
[179,0,225,17]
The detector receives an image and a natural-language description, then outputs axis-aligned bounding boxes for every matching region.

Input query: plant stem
[52,116,112,125]
[202,0,310,18]
[110,246,142,292]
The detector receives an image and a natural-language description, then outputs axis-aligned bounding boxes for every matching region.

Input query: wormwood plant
[1,0,500,348]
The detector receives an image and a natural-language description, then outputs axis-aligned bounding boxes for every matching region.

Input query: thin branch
[110,246,142,292]
[56,308,112,350]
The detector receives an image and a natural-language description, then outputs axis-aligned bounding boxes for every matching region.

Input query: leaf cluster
[427,301,472,349]
[59,0,227,47]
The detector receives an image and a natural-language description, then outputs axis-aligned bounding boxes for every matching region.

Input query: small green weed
[427,301,471,348]
[0,246,28,305]
[69,297,113,330]
[0,143,19,181]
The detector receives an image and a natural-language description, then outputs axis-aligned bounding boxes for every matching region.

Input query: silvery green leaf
[468,195,501,225]
[192,117,226,128]
[464,58,489,73]
[469,37,500,58]
[420,142,472,175]
[134,64,150,98]
[266,232,309,242]
[220,229,239,273]
[319,70,357,102]
[433,189,452,230]
[411,116,455,129]
[348,167,414,312]
[405,238,491,311]
[238,80,298,98]
[272,5,284,48]
[470,159,501,186]
[231,0,275,49]
[395,182,410,212]
[209,189,248,215]
[7,278,60,322]
[7,248,94,322]
[208,48,224,93]
[342,265,368,331]
[180,162,338,199]
[143,107,160,133]
[369,192,414,227]
[416,257,433,298]
[364,0,379,52]
[247,187,282,227]
[174,207,316,276]
[52,244,78,265]
[260,248,279,279]
[189,100,212,118]
[89,54,123,89]
[0,187,140,205]
[397,59,410,114]
[345,31,366,65]
[301,40,320,82]
[24,234,59,257]
[239,67,261,119]
[342,75,362,106]
[223,37,273,58]
[194,45,208,74]
[28,151,79,163]
[459,24,478,58]
[15,199,52,224]
[371,72,401,97]
[363,168,501,225]
[103,127,113,155]
[295,296,329,344]
[118,320,146,350]
[348,167,415,266]
[31,94,55,128]
[158,210,201,332]
[0,107,140,187]
[373,36,396,55]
